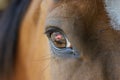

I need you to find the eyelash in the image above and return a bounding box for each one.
[45,27,62,35]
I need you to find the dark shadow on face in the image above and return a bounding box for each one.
[45,0,120,80]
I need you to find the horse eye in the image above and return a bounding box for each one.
[50,32,67,48]
[50,32,72,49]
[45,28,80,58]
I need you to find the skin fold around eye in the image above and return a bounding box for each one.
[45,27,80,58]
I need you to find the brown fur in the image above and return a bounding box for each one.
[14,0,120,80]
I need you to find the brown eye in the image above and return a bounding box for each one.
[45,28,80,58]
[45,27,72,49]
[50,32,67,48]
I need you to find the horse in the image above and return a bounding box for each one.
[1,0,120,80]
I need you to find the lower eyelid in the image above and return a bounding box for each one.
[50,44,80,58]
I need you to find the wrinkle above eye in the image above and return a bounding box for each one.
[45,17,75,30]
[45,18,63,28]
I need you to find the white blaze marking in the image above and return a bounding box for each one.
[105,0,120,30]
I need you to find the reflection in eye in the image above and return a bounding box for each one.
[51,32,66,48]
[45,27,72,49]
[50,31,72,49]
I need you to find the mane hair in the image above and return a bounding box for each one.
[0,0,31,79]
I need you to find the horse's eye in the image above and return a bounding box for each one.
[45,27,72,49]
[50,31,72,49]
[50,32,67,48]
[45,27,80,58]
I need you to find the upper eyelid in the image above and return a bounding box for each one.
[45,26,63,34]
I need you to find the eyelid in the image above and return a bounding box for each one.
[45,26,63,35]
